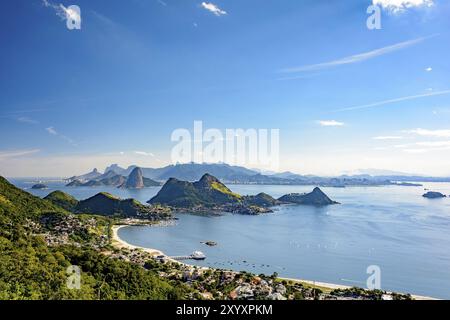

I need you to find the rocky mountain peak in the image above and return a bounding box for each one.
[125,167,145,189]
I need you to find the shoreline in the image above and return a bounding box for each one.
[111,224,438,300]
[112,225,165,256]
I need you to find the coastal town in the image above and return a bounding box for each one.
[108,224,415,301]
[27,206,413,301]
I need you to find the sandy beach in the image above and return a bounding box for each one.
[112,225,165,256]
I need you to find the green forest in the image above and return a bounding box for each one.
[0,177,191,300]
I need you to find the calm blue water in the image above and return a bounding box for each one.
[11,178,450,299]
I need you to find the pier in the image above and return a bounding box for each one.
[170,251,206,261]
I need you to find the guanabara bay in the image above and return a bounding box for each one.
[1,0,450,310]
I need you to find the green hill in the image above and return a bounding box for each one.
[76,192,170,219]
[0,177,65,221]
[278,187,339,206]
[0,176,189,299]
[148,174,242,208]
[44,191,79,211]
[243,193,280,207]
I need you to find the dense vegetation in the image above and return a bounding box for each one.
[149,174,245,208]
[0,176,190,300]
[44,190,79,211]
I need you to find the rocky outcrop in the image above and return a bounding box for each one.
[278,187,339,206]
[119,167,161,189]
[124,167,145,189]
[423,191,446,199]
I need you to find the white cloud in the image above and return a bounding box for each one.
[201,2,227,16]
[337,89,450,112]
[391,138,450,154]
[0,149,40,160]
[42,0,81,26]
[318,120,345,127]
[373,0,434,13]
[416,141,450,147]
[46,127,57,135]
[280,36,431,73]
[17,117,38,124]
[373,136,404,140]
[402,148,428,154]
[0,152,167,177]
[426,67,433,72]
[134,151,155,157]
[406,128,450,138]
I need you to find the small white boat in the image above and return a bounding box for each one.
[191,251,206,260]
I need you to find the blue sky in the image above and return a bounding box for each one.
[1,0,450,177]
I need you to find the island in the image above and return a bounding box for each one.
[31,183,48,190]
[423,191,447,199]
[148,174,339,214]
[118,167,161,189]
[278,187,340,206]
[147,173,272,215]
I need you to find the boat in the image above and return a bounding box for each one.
[191,251,206,260]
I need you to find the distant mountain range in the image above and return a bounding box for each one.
[104,163,257,182]
[66,167,160,188]
[67,163,450,187]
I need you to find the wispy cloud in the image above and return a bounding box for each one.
[416,141,450,147]
[0,149,40,160]
[373,0,434,13]
[336,89,450,112]
[373,136,404,140]
[426,67,433,72]
[402,140,450,154]
[405,128,450,138]
[317,120,345,127]
[46,127,77,146]
[157,0,167,6]
[280,36,433,74]
[201,2,227,16]
[46,127,57,135]
[134,151,162,162]
[134,151,155,157]
[276,73,322,81]
[17,117,39,124]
